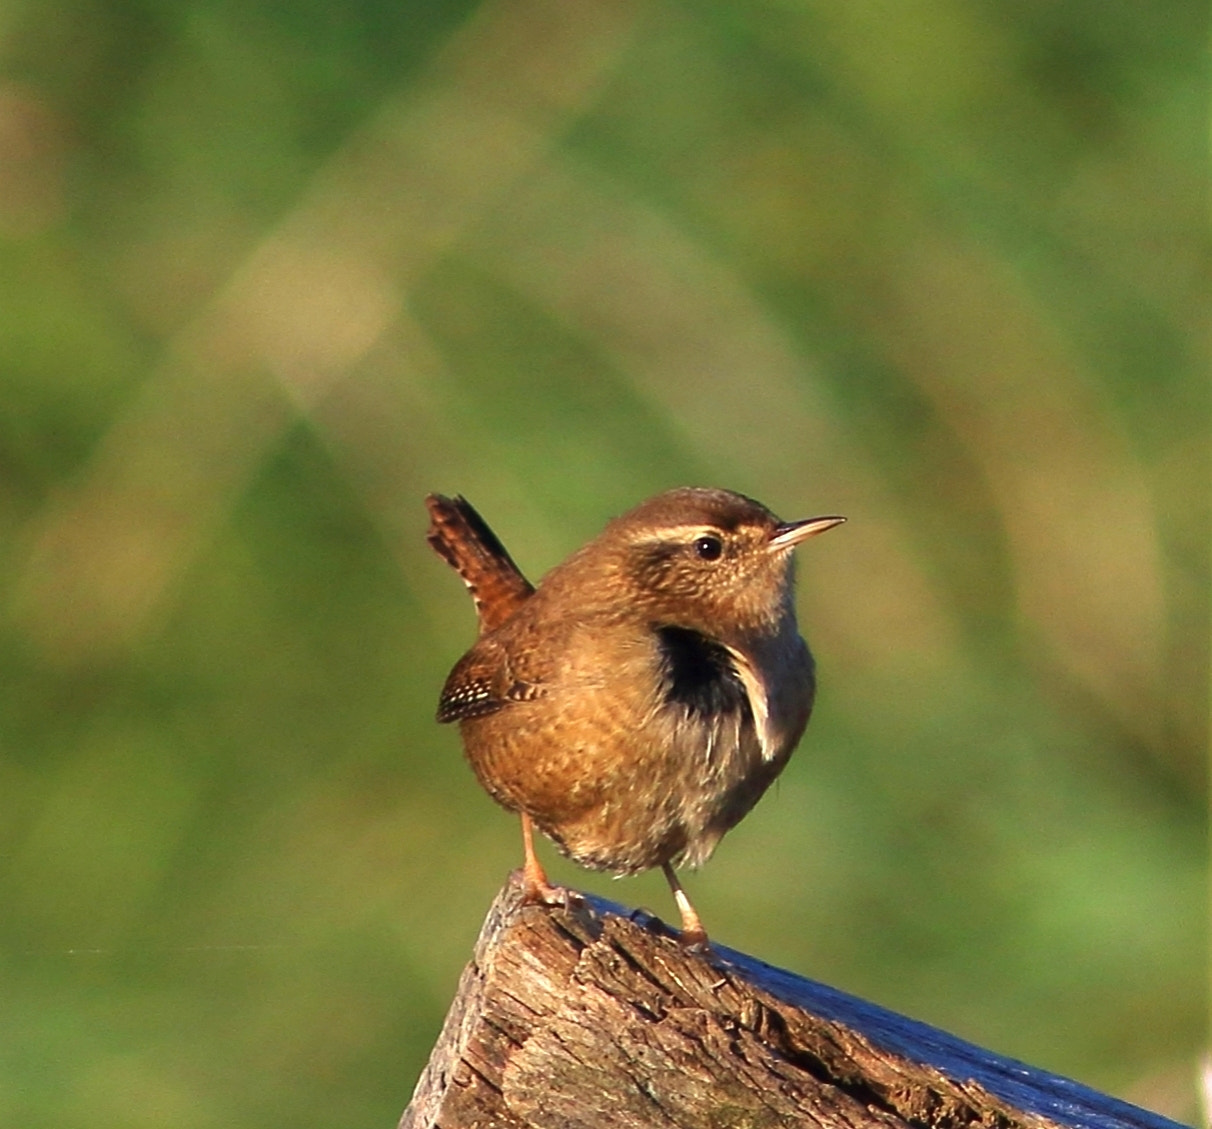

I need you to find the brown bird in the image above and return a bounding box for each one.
[426,487,843,946]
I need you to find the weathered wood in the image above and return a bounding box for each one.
[401,874,1188,1129]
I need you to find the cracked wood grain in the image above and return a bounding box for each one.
[400,875,1188,1129]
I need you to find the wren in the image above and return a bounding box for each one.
[426,487,843,947]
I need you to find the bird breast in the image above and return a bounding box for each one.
[647,623,812,868]
[456,615,812,874]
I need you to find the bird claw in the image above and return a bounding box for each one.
[524,880,569,908]
[676,927,711,954]
[515,867,570,908]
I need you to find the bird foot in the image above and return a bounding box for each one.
[515,868,570,908]
[676,926,710,953]
[660,861,711,953]
[628,905,711,952]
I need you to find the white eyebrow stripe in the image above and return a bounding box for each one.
[629,525,725,544]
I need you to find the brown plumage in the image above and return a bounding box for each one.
[427,487,843,946]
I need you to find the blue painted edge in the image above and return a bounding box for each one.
[581,891,1190,1129]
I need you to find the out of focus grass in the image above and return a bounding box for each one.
[0,1,1205,1126]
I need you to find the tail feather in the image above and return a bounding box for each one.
[425,494,534,632]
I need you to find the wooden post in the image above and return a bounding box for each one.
[402,873,1188,1129]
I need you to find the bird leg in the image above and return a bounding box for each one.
[520,812,562,905]
[662,861,708,949]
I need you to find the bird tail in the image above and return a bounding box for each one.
[425,494,534,632]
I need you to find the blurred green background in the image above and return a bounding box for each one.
[0,0,1206,1125]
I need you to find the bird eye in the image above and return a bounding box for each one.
[693,535,723,561]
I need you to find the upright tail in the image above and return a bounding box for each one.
[425,494,535,633]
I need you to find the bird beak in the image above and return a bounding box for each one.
[769,515,846,550]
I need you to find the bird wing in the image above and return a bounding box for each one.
[436,641,546,723]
